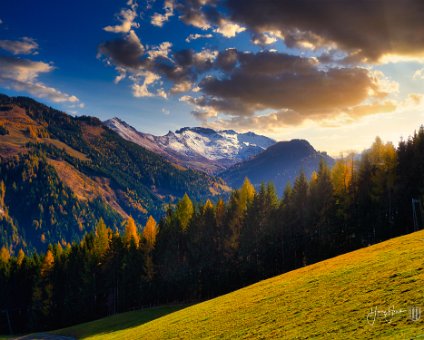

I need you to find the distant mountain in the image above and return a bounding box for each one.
[0,95,229,251]
[221,139,334,194]
[105,118,276,174]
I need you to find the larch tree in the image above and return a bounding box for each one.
[239,177,255,211]
[0,180,5,209]
[176,193,194,231]
[143,215,158,251]
[0,246,10,263]
[94,218,110,256]
[124,216,140,247]
[41,249,54,277]
[32,248,55,326]
[142,215,158,281]
[17,248,25,266]
[202,199,214,214]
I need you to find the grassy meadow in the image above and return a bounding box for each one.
[52,230,424,339]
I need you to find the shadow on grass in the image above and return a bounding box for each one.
[53,305,186,339]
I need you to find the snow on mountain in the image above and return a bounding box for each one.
[104,118,276,174]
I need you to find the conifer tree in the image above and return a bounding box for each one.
[41,249,54,276]
[0,180,5,208]
[17,248,25,266]
[0,246,10,263]
[143,215,158,251]
[32,249,55,327]
[239,177,255,210]
[94,218,110,256]
[176,193,194,231]
[124,216,139,247]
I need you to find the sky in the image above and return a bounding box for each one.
[1,0,424,156]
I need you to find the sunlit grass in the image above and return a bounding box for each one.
[58,230,424,339]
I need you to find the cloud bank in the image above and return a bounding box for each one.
[99,0,423,132]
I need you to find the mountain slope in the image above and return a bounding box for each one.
[54,229,424,339]
[0,95,228,251]
[221,139,334,193]
[105,118,275,174]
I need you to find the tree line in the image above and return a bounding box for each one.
[1,126,424,334]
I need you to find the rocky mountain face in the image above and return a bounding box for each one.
[105,118,335,195]
[105,118,276,174]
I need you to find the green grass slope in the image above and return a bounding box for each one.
[56,230,424,339]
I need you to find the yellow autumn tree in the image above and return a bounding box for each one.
[215,198,225,225]
[310,171,318,184]
[0,246,10,263]
[143,215,158,251]
[143,216,158,280]
[124,216,140,247]
[239,177,255,211]
[331,155,353,195]
[17,249,25,266]
[176,193,194,231]
[94,218,111,255]
[55,242,63,257]
[202,199,214,214]
[41,250,54,277]
[0,180,5,208]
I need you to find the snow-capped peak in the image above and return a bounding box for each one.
[104,119,276,174]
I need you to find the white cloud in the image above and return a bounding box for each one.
[185,33,213,43]
[151,0,174,27]
[400,93,424,109]
[0,37,39,55]
[171,80,193,93]
[147,41,172,59]
[214,18,245,38]
[0,57,52,82]
[131,71,167,98]
[183,13,210,30]
[0,56,81,104]
[194,49,218,63]
[156,88,168,98]
[114,67,127,84]
[104,1,139,34]
[413,68,424,80]
[252,33,278,46]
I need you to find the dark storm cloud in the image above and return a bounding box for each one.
[99,33,392,123]
[98,31,145,69]
[224,0,424,61]
[98,29,218,94]
[195,50,385,119]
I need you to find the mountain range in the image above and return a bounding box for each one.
[0,94,333,251]
[105,117,276,174]
[105,117,334,195]
[0,95,228,251]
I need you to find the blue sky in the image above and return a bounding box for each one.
[0,0,200,133]
[1,0,424,155]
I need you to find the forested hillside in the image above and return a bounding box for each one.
[2,125,424,334]
[0,94,228,251]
